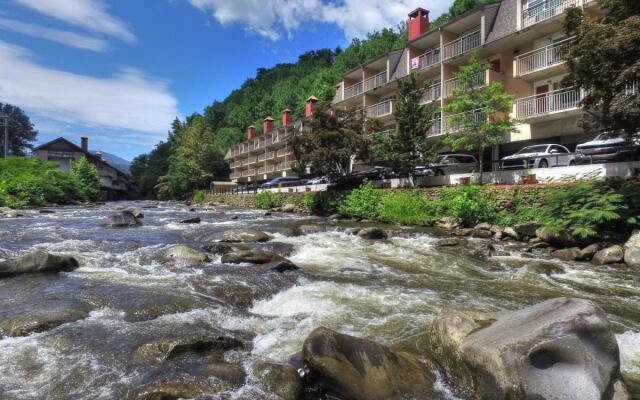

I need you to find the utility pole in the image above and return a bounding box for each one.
[0,114,7,158]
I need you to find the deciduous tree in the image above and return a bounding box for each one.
[0,103,38,156]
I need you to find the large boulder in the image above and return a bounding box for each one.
[135,333,243,361]
[252,362,304,400]
[428,297,627,400]
[624,232,640,268]
[551,247,582,261]
[0,250,79,278]
[436,217,462,230]
[103,210,142,228]
[302,327,434,400]
[357,227,388,240]
[282,203,296,213]
[161,245,209,267]
[592,245,625,265]
[536,227,590,248]
[220,229,270,243]
[514,222,539,238]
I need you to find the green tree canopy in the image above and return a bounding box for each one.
[70,156,102,201]
[0,103,38,156]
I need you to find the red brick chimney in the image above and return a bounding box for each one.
[80,136,88,153]
[408,8,430,41]
[263,116,275,134]
[282,109,293,127]
[247,125,256,140]
[305,96,318,118]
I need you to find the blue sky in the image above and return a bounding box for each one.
[0,0,452,161]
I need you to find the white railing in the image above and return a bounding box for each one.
[427,115,443,137]
[364,71,388,92]
[258,151,274,162]
[443,30,481,60]
[365,100,394,119]
[258,165,275,174]
[242,169,256,177]
[414,48,441,70]
[277,161,297,171]
[522,0,583,28]
[421,82,442,104]
[515,37,574,76]
[276,147,293,157]
[230,171,242,179]
[344,81,364,100]
[443,71,486,98]
[445,109,488,133]
[516,87,582,119]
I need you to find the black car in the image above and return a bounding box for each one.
[575,132,640,164]
[353,166,392,180]
[260,176,302,189]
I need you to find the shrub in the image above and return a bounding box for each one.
[192,190,207,204]
[434,185,499,227]
[303,191,346,215]
[254,191,283,209]
[339,180,383,219]
[376,190,433,225]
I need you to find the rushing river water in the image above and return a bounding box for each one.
[0,202,639,399]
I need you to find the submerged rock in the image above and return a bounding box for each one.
[220,229,270,243]
[624,232,640,268]
[136,333,244,361]
[297,224,327,234]
[593,245,625,265]
[161,245,209,267]
[0,304,90,337]
[0,250,79,278]
[222,249,299,273]
[103,210,142,228]
[302,327,434,400]
[252,361,304,400]
[357,227,388,240]
[180,217,201,224]
[202,242,234,255]
[437,238,466,247]
[428,297,627,400]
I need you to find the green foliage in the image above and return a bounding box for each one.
[0,156,98,208]
[192,190,207,204]
[434,185,499,227]
[431,0,496,29]
[0,103,38,156]
[376,190,432,225]
[70,156,102,201]
[303,191,346,215]
[339,180,384,219]
[254,191,283,209]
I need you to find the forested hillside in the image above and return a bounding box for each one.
[130,0,492,199]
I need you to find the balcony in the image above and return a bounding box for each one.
[443,30,481,61]
[242,169,256,177]
[625,81,638,95]
[421,82,442,104]
[445,109,488,133]
[276,161,297,171]
[443,70,486,98]
[515,37,574,79]
[258,165,275,174]
[364,71,388,93]
[427,115,443,137]
[344,81,364,100]
[412,48,441,71]
[516,87,582,120]
[257,151,275,162]
[276,147,293,157]
[231,160,242,168]
[522,0,586,29]
[365,99,394,119]
[229,171,241,179]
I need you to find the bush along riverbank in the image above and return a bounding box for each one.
[0,156,103,209]
[207,178,640,268]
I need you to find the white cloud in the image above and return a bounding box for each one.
[0,16,108,52]
[187,0,453,41]
[0,40,179,143]
[12,0,135,43]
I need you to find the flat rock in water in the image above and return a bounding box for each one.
[551,247,582,261]
[220,229,270,243]
[252,362,304,400]
[437,238,466,247]
[103,211,142,228]
[136,333,244,361]
[302,327,434,400]
[180,217,201,224]
[0,250,79,278]
[0,302,91,337]
[357,227,388,240]
[202,242,234,255]
[161,245,209,267]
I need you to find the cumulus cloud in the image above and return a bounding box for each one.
[12,0,136,43]
[0,40,179,142]
[188,0,452,41]
[0,16,108,52]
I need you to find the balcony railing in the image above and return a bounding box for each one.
[515,37,574,77]
[344,81,364,100]
[364,71,388,93]
[231,160,242,168]
[258,165,275,174]
[365,100,394,119]
[242,169,256,177]
[276,147,293,157]
[625,81,639,95]
[522,0,583,28]
[258,151,275,162]
[516,87,582,119]
[443,30,481,61]
[413,48,441,70]
[443,70,486,98]
[421,82,442,104]
[276,161,297,171]
[230,171,241,179]
[427,115,443,137]
[445,109,488,133]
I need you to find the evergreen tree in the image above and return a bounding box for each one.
[0,103,38,156]
[442,53,516,183]
[373,73,441,185]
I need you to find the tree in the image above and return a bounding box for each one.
[0,103,38,156]
[443,53,516,182]
[373,73,441,185]
[292,103,371,176]
[564,1,640,133]
[166,116,228,198]
[70,156,102,201]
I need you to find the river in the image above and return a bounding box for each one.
[0,202,638,399]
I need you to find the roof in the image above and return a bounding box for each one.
[408,7,429,17]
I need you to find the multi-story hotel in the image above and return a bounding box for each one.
[225,97,317,183]
[332,0,604,166]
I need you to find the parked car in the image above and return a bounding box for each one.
[423,154,478,176]
[500,144,574,170]
[575,132,640,164]
[306,175,337,185]
[353,166,393,180]
[260,176,302,189]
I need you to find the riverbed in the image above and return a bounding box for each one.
[0,202,638,399]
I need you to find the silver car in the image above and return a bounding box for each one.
[501,144,575,170]
[426,154,478,176]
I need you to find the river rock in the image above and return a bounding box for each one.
[357,227,388,240]
[0,250,79,277]
[137,374,234,400]
[38,209,55,214]
[502,227,520,240]
[624,232,640,268]
[0,305,90,337]
[437,217,462,230]
[490,225,504,234]
[252,362,304,400]
[428,297,626,400]
[302,327,434,400]
[222,249,299,273]
[472,229,494,239]
[593,245,625,265]
[136,333,243,360]
[103,210,142,228]
[161,245,209,267]
[474,222,492,231]
[127,208,144,219]
[202,242,234,255]
[282,203,296,213]
[220,229,270,243]
[536,227,590,248]
[455,228,474,237]
[514,222,539,238]
[180,217,201,224]
[551,247,582,261]
[579,243,603,261]
[437,238,466,247]
[298,224,327,234]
